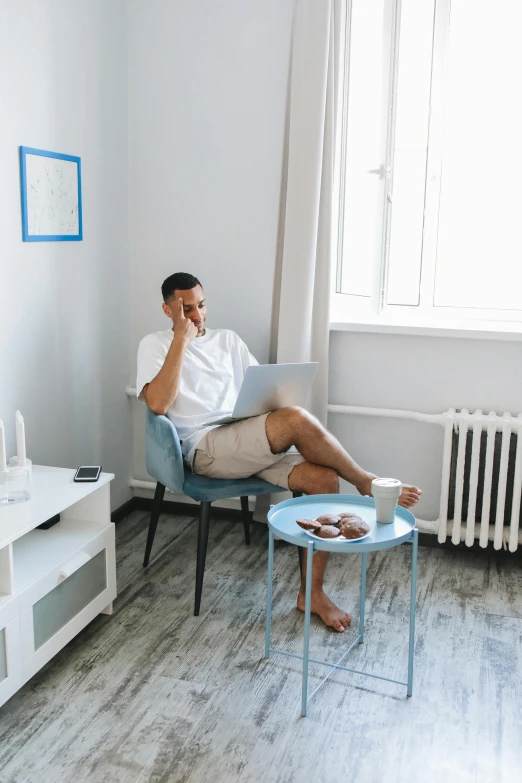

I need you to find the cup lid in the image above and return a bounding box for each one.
[372,477,402,495]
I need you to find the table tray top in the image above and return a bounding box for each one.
[267,494,416,552]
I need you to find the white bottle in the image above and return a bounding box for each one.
[372,478,402,524]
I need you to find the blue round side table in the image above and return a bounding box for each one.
[266,494,418,717]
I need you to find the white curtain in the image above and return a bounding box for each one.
[254,0,344,521]
[272,0,343,425]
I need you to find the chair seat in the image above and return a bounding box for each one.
[182,468,285,503]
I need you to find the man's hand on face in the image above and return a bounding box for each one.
[173,298,198,345]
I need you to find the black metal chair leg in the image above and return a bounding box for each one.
[194,501,211,616]
[240,496,251,545]
[143,482,166,567]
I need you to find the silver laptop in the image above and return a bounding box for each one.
[205,362,318,426]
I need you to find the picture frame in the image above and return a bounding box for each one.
[19,146,83,242]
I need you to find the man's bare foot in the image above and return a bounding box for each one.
[397,484,422,508]
[297,589,352,633]
[356,473,422,509]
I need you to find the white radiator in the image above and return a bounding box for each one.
[329,405,522,552]
[438,409,522,552]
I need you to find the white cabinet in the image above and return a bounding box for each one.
[0,467,116,708]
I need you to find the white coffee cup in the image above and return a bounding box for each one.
[372,478,402,524]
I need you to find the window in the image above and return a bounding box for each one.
[334,0,522,328]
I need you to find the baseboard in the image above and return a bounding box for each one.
[111,495,249,523]
[111,497,137,523]
[416,532,522,559]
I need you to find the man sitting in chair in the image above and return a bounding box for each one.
[137,272,422,633]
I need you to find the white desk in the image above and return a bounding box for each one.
[0,466,116,708]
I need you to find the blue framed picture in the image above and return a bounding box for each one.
[19,146,83,242]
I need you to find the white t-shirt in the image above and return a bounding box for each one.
[136,328,258,465]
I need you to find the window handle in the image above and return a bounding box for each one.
[366,165,385,178]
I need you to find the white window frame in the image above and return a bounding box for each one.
[332,0,522,336]
[333,0,396,320]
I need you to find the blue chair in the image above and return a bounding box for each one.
[143,409,290,616]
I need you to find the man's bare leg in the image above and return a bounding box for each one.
[273,411,423,632]
[288,461,351,633]
[266,407,422,508]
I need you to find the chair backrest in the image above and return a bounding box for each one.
[145,409,186,494]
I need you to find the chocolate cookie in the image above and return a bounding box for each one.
[338,512,362,521]
[339,519,370,539]
[316,513,341,526]
[316,524,341,539]
[296,519,322,531]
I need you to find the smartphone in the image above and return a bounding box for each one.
[74,466,102,482]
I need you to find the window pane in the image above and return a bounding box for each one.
[434,0,522,311]
[386,0,434,306]
[339,0,388,297]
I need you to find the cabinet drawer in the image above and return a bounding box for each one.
[20,525,116,680]
[0,605,23,709]
[33,549,107,650]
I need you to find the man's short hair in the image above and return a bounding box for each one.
[161,272,202,302]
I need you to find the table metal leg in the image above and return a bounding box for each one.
[407,528,419,697]
[301,540,314,717]
[265,528,275,659]
[359,551,367,643]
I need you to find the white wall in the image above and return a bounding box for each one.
[127,0,294,363]
[0,0,132,508]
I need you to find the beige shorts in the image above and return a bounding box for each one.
[192,413,305,489]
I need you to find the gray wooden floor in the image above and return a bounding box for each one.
[0,508,521,783]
